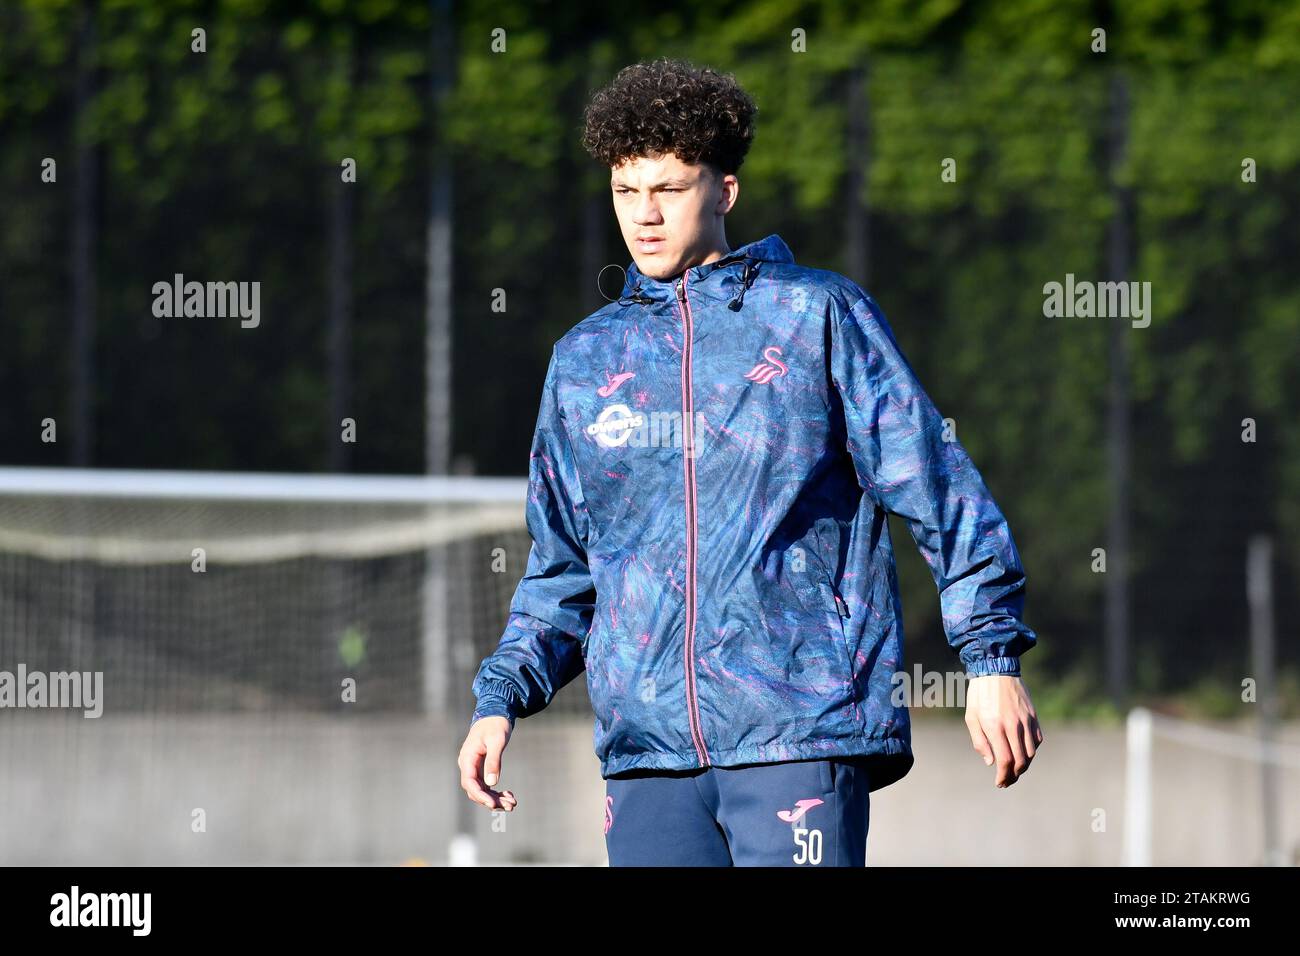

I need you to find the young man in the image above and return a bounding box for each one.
[459,58,1043,866]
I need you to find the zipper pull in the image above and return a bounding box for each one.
[834,594,850,619]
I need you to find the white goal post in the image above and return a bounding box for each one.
[1123,706,1300,867]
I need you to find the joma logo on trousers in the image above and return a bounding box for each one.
[776,797,824,823]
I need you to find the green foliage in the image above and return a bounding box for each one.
[1,0,1297,709]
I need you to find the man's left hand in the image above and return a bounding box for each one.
[964,674,1043,788]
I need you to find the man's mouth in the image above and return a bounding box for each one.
[636,237,665,252]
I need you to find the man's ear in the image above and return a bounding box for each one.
[718,172,739,214]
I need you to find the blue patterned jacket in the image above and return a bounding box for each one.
[470,234,1036,791]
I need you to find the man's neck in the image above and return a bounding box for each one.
[667,239,731,280]
[697,240,732,267]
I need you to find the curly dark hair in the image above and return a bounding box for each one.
[581,57,757,176]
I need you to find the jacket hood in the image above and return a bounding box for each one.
[618,233,795,311]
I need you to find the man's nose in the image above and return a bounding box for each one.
[634,195,662,223]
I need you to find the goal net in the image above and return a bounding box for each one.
[0,467,600,865]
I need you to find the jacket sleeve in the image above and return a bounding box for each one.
[470,346,595,724]
[828,288,1037,677]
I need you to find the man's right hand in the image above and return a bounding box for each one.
[459,716,518,811]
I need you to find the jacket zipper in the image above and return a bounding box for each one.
[676,273,710,767]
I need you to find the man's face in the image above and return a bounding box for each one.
[611,152,737,281]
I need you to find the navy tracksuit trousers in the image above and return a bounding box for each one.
[603,755,871,866]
